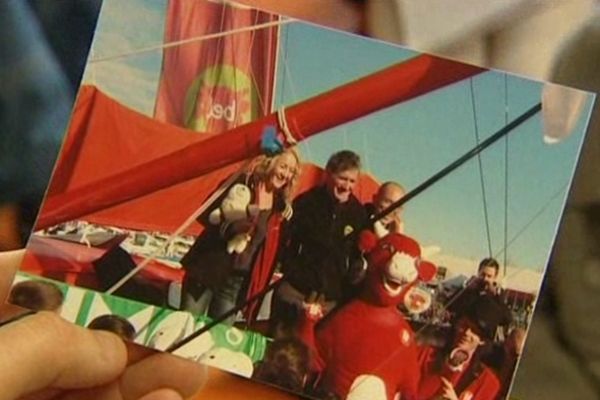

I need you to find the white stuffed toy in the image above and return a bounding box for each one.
[208,183,258,254]
[372,220,389,239]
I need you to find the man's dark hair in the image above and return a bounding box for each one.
[478,257,499,275]
[253,337,310,392]
[325,150,361,174]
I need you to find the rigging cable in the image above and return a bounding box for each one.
[469,77,493,258]
[496,182,569,275]
[88,19,293,64]
[503,73,510,276]
[246,10,268,117]
[205,5,227,132]
[280,24,314,160]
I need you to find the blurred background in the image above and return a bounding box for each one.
[1,0,599,398]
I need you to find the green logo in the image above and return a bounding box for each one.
[184,64,258,132]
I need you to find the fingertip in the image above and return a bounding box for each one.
[126,340,156,364]
[121,352,207,399]
[91,329,129,371]
[150,353,208,397]
[0,249,24,299]
[138,388,183,400]
[0,311,129,398]
[51,320,129,388]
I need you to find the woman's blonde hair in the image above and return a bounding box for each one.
[247,147,301,202]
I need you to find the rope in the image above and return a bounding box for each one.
[89,19,293,64]
[245,11,267,116]
[470,78,493,258]
[495,182,569,272]
[280,26,314,160]
[503,74,510,276]
[269,15,283,113]
[277,107,298,145]
[208,4,227,129]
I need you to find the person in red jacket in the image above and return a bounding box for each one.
[298,231,436,400]
[417,296,504,400]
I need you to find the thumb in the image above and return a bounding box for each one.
[0,250,24,300]
[0,312,127,400]
[137,389,183,400]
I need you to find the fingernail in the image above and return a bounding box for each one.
[0,310,36,328]
[138,388,183,400]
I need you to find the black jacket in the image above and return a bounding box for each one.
[281,185,368,302]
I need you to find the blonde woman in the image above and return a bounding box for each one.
[180,148,301,325]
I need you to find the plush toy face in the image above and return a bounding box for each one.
[360,231,436,307]
[369,247,420,307]
[223,184,251,214]
[209,183,252,225]
[381,251,419,296]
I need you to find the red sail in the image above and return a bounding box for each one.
[154,0,279,132]
[40,87,380,235]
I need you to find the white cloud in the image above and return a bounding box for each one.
[92,0,167,59]
[83,59,161,116]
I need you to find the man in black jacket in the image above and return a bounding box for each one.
[446,258,512,336]
[272,150,369,332]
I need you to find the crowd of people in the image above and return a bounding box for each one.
[176,146,522,399]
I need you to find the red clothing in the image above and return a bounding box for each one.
[417,346,500,400]
[300,299,420,400]
[296,232,436,400]
[244,212,283,321]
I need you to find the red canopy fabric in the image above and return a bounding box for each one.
[38,55,484,230]
[40,86,379,236]
[43,86,241,235]
[26,87,380,286]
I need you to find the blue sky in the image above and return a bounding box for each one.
[273,23,592,271]
[83,0,167,114]
[82,0,593,272]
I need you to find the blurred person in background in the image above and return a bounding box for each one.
[446,258,512,337]
[0,0,100,251]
